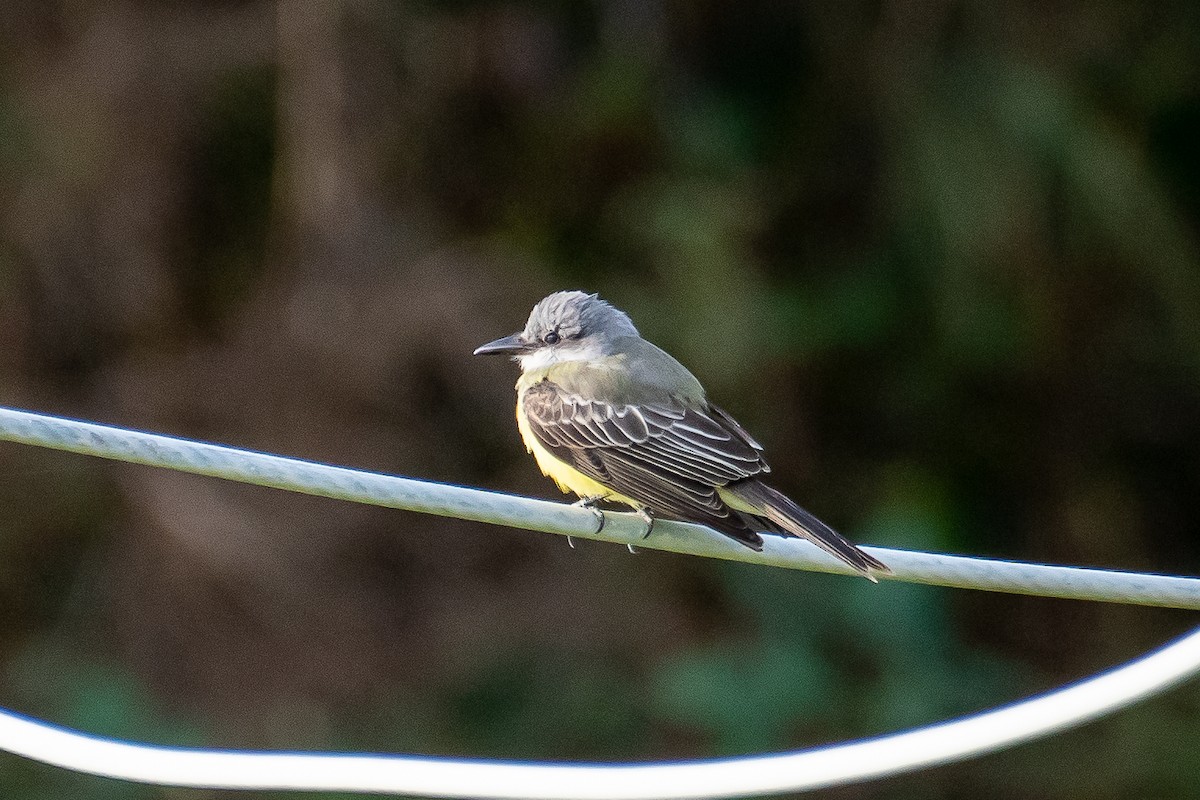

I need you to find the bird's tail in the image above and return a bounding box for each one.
[721,480,889,581]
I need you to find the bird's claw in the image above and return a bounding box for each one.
[636,508,655,539]
[572,496,606,535]
[622,508,654,554]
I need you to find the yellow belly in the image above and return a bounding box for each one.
[515,395,639,507]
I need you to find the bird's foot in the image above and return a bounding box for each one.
[636,508,655,539]
[572,496,606,535]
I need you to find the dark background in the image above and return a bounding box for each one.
[1,2,1199,798]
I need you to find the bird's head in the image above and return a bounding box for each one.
[473,290,639,371]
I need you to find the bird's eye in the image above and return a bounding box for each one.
[544,331,560,345]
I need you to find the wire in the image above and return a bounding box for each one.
[0,404,1198,796]
[0,624,1195,798]
[1,405,1198,608]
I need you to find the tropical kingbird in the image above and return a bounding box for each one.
[474,290,887,580]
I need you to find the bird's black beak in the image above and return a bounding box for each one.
[473,333,528,356]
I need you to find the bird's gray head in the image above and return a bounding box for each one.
[473,290,640,371]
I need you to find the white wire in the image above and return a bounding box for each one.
[0,404,1198,796]
[0,405,1197,607]
[0,625,1195,798]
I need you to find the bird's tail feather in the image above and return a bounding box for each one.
[723,480,889,581]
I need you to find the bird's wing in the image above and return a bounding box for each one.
[521,379,770,529]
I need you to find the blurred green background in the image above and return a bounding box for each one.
[1,1,1199,798]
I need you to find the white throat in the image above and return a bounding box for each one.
[518,342,605,372]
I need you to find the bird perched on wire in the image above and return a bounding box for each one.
[474,290,888,581]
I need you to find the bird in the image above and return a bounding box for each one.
[474,290,888,580]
